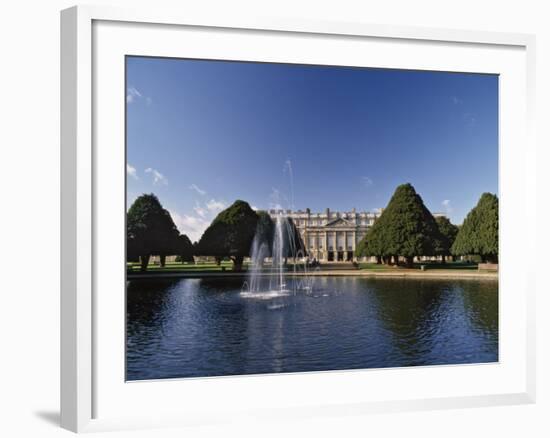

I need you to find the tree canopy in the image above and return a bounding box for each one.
[355,223,384,261]
[127,193,181,271]
[355,183,442,265]
[451,193,498,263]
[196,200,258,271]
[175,234,195,263]
[434,216,459,259]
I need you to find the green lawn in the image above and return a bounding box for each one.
[128,261,320,274]
[358,261,478,271]
[128,260,480,274]
[127,261,240,273]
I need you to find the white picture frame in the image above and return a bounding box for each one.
[60,4,536,433]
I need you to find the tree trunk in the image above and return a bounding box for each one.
[405,256,414,268]
[376,255,382,264]
[441,255,446,264]
[140,254,150,272]
[393,255,399,266]
[214,256,222,266]
[160,255,166,267]
[231,256,244,272]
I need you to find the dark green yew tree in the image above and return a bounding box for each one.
[196,200,258,271]
[355,225,384,264]
[175,234,195,264]
[452,193,498,263]
[127,193,180,271]
[358,183,442,266]
[434,216,459,262]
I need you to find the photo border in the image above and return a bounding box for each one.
[61,5,536,433]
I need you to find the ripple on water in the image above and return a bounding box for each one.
[126,276,498,380]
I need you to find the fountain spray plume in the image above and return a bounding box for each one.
[241,160,315,298]
[283,159,295,211]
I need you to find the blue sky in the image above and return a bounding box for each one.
[126,56,498,242]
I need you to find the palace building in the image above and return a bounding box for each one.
[268,208,446,262]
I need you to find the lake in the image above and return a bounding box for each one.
[126,276,498,380]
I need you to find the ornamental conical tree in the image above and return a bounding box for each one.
[355,223,384,264]
[434,216,459,262]
[175,234,195,263]
[365,183,442,266]
[127,193,180,271]
[196,200,258,271]
[451,193,498,263]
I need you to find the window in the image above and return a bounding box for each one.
[336,232,345,248]
[347,233,354,250]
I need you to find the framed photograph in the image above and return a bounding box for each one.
[61,5,536,433]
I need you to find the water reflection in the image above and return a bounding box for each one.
[126,277,498,380]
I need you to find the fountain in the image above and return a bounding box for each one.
[241,212,316,298]
[241,159,318,298]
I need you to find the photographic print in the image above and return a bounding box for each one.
[125,57,498,381]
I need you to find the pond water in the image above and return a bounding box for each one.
[126,276,498,380]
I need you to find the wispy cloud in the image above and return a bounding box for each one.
[193,203,207,218]
[451,96,463,105]
[442,199,453,215]
[361,176,374,188]
[126,86,142,104]
[463,112,476,128]
[170,198,227,242]
[127,86,152,105]
[145,167,168,185]
[169,210,208,243]
[206,199,226,212]
[189,184,206,196]
[126,163,138,180]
